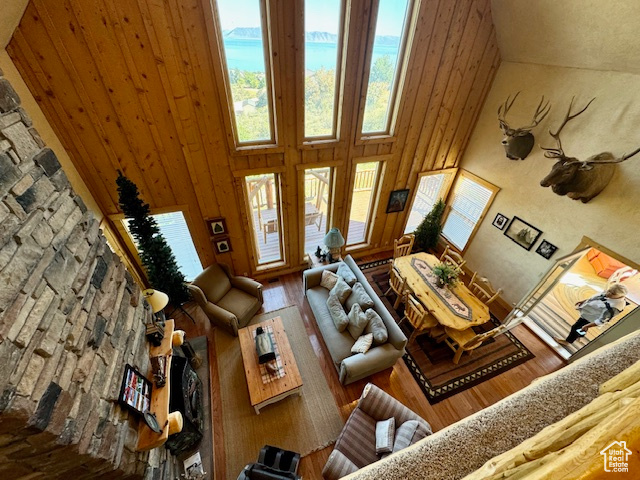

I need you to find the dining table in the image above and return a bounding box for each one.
[393,252,490,331]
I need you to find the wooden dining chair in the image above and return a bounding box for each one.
[384,266,409,309]
[469,272,503,305]
[393,234,415,259]
[440,245,466,272]
[398,294,441,343]
[444,324,508,364]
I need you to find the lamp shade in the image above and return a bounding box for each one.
[143,289,169,313]
[324,228,345,249]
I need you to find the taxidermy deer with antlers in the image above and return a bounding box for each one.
[540,97,640,203]
[498,92,551,160]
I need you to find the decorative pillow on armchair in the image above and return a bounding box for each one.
[375,418,396,455]
[337,263,357,286]
[392,420,430,453]
[344,282,375,311]
[330,278,352,304]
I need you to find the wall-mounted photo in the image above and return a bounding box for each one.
[214,236,232,254]
[492,213,509,230]
[504,216,542,251]
[536,240,558,259]
[386,189,410,213]
[207,217,227,237]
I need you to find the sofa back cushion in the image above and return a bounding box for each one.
[365,309,388,346]
[337,262,357,286]
[347,303,369,339]
[330,278,352,304]
[345,282,375,312]
[192,263,231,303]
[327,293,349,332]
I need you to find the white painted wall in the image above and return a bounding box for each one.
[459,61,640,305]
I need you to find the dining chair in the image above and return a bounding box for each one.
[440,245,466,272]
[469,272,503,305]
[444,324,508,364]
[384,266,409,310]
[398,294,440,343]
[393,234,415,259]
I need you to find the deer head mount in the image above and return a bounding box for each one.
[540,97,640,203]
[498,92,550,160]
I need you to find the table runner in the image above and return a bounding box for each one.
[411,257,472,321]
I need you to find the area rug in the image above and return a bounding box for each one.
[215,306,343,479]
[359,259,535,404]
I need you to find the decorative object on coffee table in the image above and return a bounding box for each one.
[255,326,276,364]
[323,227,345,263]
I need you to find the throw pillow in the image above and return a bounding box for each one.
[351,333,373,354]
[375,418,396,455]
[336,263,357,286]
[392,420,430,453]
[364,309,388,346]
[327,293,349,332]
[330,278,352,304]
[347,303,369,340]
[320,270,339,290]
[344,282,375,311]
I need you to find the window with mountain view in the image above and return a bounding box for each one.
[361,0,413,135]
[215,0,274,144]
[303,0,345,139]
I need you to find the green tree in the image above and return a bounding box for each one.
[116,172,190,306]
[414,199,446,252]
[304,68,337,137]
[370,55,394,84]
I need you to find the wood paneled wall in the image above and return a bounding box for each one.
[8,0,499,279]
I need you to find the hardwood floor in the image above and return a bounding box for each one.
[173,254,566,480]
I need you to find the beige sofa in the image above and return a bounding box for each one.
[303,255,407,385]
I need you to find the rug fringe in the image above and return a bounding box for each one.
[300,438,338,458]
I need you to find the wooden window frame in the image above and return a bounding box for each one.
[402,167,457,234]
[440,169,500,254]
[344,155,387,250]
[355,0,419,143]
[239,171,288,271]
[297,0,349,147]
[206,0,283,154]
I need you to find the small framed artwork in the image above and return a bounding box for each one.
[118,364,152,416]
[214,236,232,254]
[503,216,542,251]
[207,217,227,237]
[492,213,509,230]
[536,240,558,259]
[386,189,410,213]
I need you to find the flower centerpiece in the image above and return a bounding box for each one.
[432,262,461,288]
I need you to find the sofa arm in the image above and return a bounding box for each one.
[303,263,340,291]
[357,383,430,431]
[231,276,263,303]
[202,302,240,336]
[322,449,358,480]
[339,343,403,385]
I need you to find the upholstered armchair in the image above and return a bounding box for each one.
[187,263,263,336]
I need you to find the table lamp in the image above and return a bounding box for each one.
[143,289,169,346]
[324,227,345,263]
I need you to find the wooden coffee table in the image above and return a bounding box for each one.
[238,317,303,414]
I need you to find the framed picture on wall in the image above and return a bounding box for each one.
[214,236,232,254]
[386,189,410,213]
[492,213,509,230]
[536,239,558,259]
[207,217,227,237]
[503,216,542,251]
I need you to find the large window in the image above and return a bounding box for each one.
[244,173,284,265]
[303,167,332,253]
[303,0,346,139]
[404,169,456,234]
[441,171,499,251]
[361,0,413,135]
[215,0,274,144]
[122,211,203,281]
[346,162,382,246]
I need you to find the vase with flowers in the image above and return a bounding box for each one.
[432,262,461,288]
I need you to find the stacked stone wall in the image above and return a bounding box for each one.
[0,69,173,478]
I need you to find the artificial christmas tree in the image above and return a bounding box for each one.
[116,171,190,306]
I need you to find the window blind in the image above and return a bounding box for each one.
[441,176,493,250]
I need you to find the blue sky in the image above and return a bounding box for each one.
[217,0,408,37]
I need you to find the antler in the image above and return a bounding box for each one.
[518,96,551,131]
[542,97,595,160]
[582,147,640,166]
[497,91,520,132]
